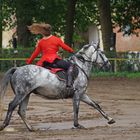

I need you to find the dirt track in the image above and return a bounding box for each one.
[0,78,140,140]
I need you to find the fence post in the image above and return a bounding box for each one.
[14,60,17,67]
[114,59,117,73]
[13,50,18,67]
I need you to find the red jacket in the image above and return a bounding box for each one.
[26,35,74,66]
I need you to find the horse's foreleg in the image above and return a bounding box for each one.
[0,94,25,131]
[18,94,35,131]
[81,94,115,124]
[72,94,85,129]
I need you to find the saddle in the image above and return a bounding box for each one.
[48,65,79,82]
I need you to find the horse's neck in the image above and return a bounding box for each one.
[80,61,93,77]
[70,56,92,77]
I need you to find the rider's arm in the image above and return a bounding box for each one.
[58,38,74,53]
[26,42,41,64]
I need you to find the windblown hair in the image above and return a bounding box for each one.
[28,23,52,36]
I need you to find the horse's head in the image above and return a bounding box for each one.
[77,43,111,71]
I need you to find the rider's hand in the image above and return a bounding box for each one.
[71,52,75,55]
[26,58,31,64]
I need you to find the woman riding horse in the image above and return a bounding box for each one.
[0,40,115,131]
[26,23,75,88]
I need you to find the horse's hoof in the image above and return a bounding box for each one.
[28,127,39,132]
[108,118,115,124]
[72,124,86,129]
[0,125,4,131]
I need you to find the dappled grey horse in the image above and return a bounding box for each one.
[0,42,115,131]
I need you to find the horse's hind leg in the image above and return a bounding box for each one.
[18,94,35,131]
[0,94,25,131]
[81,94,115,124]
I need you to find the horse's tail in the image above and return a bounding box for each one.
[0,67,17,120]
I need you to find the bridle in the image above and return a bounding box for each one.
[71,45,109,79]
[76,46,109,68]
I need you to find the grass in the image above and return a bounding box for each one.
[1,71,140,79]
[91,72,140,79]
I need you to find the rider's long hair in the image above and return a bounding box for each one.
[28,23,52,36]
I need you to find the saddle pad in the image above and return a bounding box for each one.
[55,70,67,81]
[50,65,79,82]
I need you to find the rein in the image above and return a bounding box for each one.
[77,47,108,69]
[71,46,108,79]
[77,48,99,64]
[74,62,89,80]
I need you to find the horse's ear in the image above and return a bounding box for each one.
[96,41,100,48]
[91,40,100,49]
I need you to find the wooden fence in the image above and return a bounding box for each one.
[0,58,140,72]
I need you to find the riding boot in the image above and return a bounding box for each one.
[66,65,74,88]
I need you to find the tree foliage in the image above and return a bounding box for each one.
[0,0,2,47]
[111,0,140,36]
[97,0,113,53]
[1,0,140,48]
[75,0,99,31]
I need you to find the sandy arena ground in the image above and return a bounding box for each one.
[0,77,140,140]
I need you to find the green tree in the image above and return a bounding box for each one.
[65,0,77,47]
[15,0,33,47]
[2,0,99,48]
[75,0,98,31]
[2,0,39,48]
[97,0,114,53]
[2,0,139,49]
[111,0,140,36]
[0,0,2,48]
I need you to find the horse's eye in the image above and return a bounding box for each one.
[79,51,84,55]
[101,51,104,54]
[83,45,90,50]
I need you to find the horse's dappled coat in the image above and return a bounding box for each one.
[0,43,115,131]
